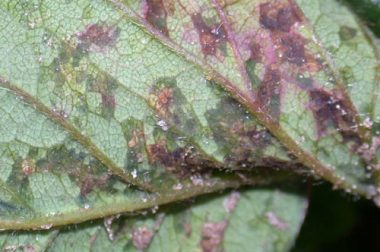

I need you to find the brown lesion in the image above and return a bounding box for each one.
[206,97,295,169]
[68,163,111,197]
[21,158,36,176]
[309,88,359,141]
[143,0,169,35]
[79,172,111,197]
[128,129,145,149]
[244,1,307,122]
[148,78,201,137]
[148,78,179,120]
[256,2,364,149]
[131,214,164,250]
[16,146,114,198]
[147,140,215,177]
[279,34,307,66]
[256,1,317,69]
[241,0,324,80]
[200,221,228,252]
[257,66,281,120]
[191,13,226,57]
[87,73,117,117]
[122,120,150,172]
[101,93,116,111]
[259,1,302,33]
[248,41,263,62]
[149,86,173,117]
[77,23,119,50]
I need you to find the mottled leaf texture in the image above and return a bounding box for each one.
[0,189,307,252]
[0,0,379,250]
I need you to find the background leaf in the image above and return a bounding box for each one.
[0,188,307,252]
[344,0,380,37]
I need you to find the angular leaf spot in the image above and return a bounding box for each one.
[259,1,301,32]
[200,221,228,252]
[77,24,119,49]
[191,13,226,57]
[309,89,357,139]
[132,226,154,250]
[143,0,169,35]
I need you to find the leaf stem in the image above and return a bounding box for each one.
[0,172,289,230]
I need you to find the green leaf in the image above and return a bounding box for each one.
[344,0,380,37]
[0,188,307,252]
[0,0,379,249]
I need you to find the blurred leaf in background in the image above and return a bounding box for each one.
[344,0,380,36]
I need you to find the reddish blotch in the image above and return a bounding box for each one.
[200,221,228,252]
[259,1,301,32]
[77,24,118,48]
[143,0,169,35]
[191,13,226,57]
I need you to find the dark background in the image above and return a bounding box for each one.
[291,184,380,252]
[293,1,380,251]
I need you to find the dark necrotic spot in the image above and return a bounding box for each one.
[144,0,169,35]
[78,24,119,48]
[309,89,358,140]
[259,2,301,32]
[80,174,110,197]
[280,34,306,65]
[150,77,200,135]
[101,93,116,110]
[205,97,287,169]
[101,95,116,121]
[148,141,174,168]
[258,67,281,119]
[249,41,262,62]
[147,141,213,177]
[191,13,226,57]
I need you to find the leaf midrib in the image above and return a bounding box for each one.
[0,173,265,230]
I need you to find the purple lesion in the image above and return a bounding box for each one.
[279,34,307,66]
[101,93,116,111]
[147,140,214,177]
[252,1,335,126]
[308,89,358,140]
[257,1,309,67]
[257,67,282,120]
[248,41,263,62]
[191,13,226,57]
[143,0,169,35]
[259,1,302,33]
[77,23,119,49]
[86,73,117,118]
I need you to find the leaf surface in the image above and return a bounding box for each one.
[0,188,307,252]
[117,0,380,196]
[0,0,379,244]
